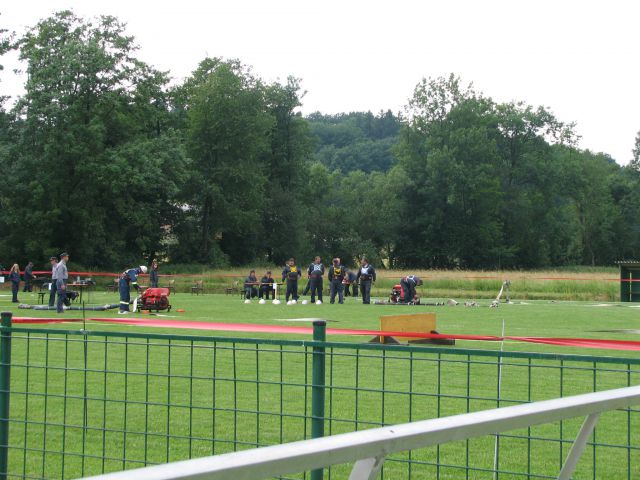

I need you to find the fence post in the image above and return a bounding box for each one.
[0,312,12,480]
[311,320,327,480]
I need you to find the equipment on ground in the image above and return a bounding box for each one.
[19,303,120,311]
[389,284,419,304]
[490,280,511,308]
[136,287,171,312]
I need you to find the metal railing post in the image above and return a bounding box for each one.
[0,312,12,480]
[311,320,327,480]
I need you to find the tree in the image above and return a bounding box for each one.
[395,74,588,268]
[1,11,183,266]
[632,130,640,171]
[307,111,402,173]
[174,58,272,265]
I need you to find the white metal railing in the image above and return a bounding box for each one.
[85,385,640,480]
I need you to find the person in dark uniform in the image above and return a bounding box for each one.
[48,256,59,307]
[150,260,159,288]
[307,256,325,303]
[344,269,358,298]
[23,261,35,292]
[356,257,376,304]
[282,258,302,302]
[244,270,259,299]
[400,275,423,304]
[328,258,346,304]
[118,265,148,313]
[259,271,275,300]
[56,253,69,313]
[9,264,20,303]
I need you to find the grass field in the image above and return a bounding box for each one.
[0,286,639,479]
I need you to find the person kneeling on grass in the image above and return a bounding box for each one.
[400,275,423,304]
[119,265,148,314]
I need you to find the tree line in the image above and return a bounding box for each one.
[0,11,639,270]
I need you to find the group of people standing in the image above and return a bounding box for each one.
[244,257,377,305]
[4,255,160,315]
[5,255,69,311]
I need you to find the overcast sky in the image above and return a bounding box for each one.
[1,0,638,164]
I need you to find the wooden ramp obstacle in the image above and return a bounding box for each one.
[371,313,455,345]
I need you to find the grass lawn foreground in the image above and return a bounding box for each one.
[0,287,639,479]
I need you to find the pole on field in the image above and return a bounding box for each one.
[311,320,327,480]
[0,312,12,480]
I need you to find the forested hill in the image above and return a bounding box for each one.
[306,111,401,172]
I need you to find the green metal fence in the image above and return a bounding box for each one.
[0,313,639,479]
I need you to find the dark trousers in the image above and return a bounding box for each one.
[11,282,19,303]
[345,283,359,297]
[285,280,298,302]
[260,286,275,300]
[330,280,344,304]
[244,286,258,299]
[119,278,131,312]
[360,281,372,304]
[401,280,415,304]
[309,277,323,303]
[56,279,67,312]
[23,279,33,292]
[48,281,58,307]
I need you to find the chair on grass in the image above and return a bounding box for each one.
[167,279,176,294]
[191,280,204,295]
[106,278,118,292]
[225,280,239,295]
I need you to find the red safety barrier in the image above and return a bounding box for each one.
[82,318,640,352]
[12,317,85,324]
[10,317,640,352]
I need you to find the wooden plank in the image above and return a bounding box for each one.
[380,313,436,343]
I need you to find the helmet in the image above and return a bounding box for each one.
[139,265,148,274]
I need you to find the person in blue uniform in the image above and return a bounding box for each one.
[259,271,276,300]
[307,256,325,304]
[150,260,159,288]
[48,256,59,307]
[356,257,377,304]
[282,258,302,302]
[119,265,148,313]
[56,253,69,313]
[9,264,20,303]
[344,269,358,298]
[244,270,259,299]
[328,258,346,304]
[400,275,423,304]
